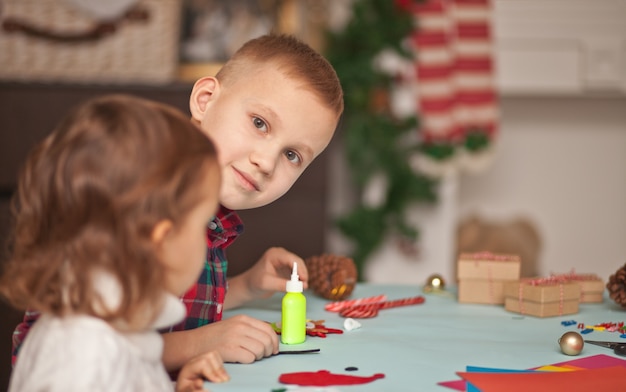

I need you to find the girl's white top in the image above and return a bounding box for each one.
[9,273,186,392]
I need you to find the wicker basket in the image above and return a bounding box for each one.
[0,0,182,84]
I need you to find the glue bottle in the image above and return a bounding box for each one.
[281,262,306,344]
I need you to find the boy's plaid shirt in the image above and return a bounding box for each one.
[168,206,243,332]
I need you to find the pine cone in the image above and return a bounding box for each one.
[305,254,357,300]
[606,263,626,308]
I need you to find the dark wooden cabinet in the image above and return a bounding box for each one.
[0,81,330,389]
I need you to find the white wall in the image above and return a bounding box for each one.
[458,96,626,282]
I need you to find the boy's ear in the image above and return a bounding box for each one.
[189,76,220,123]
[151,219,173,246]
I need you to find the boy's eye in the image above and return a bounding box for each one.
[252,116,268,132]
[285,150,301,165]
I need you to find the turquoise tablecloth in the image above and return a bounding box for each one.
[206,283,624,391]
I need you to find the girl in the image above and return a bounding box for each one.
[0,94,228,391]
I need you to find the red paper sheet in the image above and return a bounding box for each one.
[457,365,626,392]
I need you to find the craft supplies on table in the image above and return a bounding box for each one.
[324,294,425,318]
[202,283,621,392]
[584,340,626,356]
[337,295,425,319]
[457,251,521,304]
[281,262,306,344]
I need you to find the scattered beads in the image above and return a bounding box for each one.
[564,321,626,337]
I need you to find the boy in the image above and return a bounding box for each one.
[161,33,343,371]
[12,34,344,372]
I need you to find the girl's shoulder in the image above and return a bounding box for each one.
[11,314,171,391]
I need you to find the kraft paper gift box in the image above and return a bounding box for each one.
[550,272,604,303]
[457,252,521,304]
[503,278,581,318]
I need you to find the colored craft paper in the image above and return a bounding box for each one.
[437,379,468,391]
[437,380,466,392]
[438,354,626,391]
[547,354,626,369]
[464,367,535,392]
[457,365,626,392]
[438,367,534,391]
[533,365,576,372]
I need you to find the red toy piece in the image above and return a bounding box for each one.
[279,370,385,386]
[306,320,343,338]
[270,320,343,338]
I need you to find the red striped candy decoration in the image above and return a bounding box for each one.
[324,294,387,313]
[339,296,426,319]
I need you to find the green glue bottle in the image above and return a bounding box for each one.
[281,262,306,344]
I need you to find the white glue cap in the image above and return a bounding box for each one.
[286,262,303,293]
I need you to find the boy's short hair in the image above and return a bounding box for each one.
[0,94,218,329]
[216,33,344,118]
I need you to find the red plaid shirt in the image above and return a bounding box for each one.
[167,205,243,331]
[11,205,243,364]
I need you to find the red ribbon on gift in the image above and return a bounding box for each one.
[459,251,520,262]
[550,269,600,282]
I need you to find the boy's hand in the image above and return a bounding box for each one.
[206,314,279,363]
[248,246,309,294]
[226,247,309,309]
[176,351,229,392]
[162,314,279,370]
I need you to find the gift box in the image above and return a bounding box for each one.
[503,278,581,318]
[457,252,521,304]
[0,0,181,84]
[550,272,604,303]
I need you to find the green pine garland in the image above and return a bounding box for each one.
[324,0,438,280]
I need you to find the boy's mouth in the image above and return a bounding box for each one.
[232,167,260,192]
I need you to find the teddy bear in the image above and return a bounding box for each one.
[455,214,542,279]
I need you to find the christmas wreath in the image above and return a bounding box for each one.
[324,0,438,280]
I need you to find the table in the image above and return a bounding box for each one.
[207,283,624,391]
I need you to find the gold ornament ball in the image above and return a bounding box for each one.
[424,274,446,292]
[558,331,584,356]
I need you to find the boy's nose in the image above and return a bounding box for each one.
[249,149,277,176]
